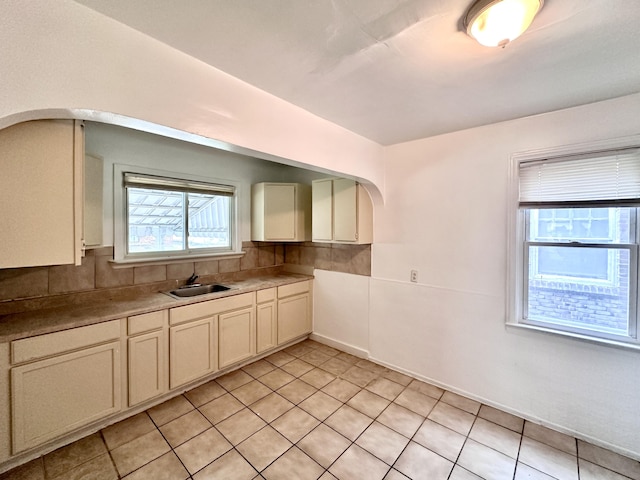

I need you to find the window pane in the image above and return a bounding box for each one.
[537,246,608,280]
[527,246,630,335]
[528,207,631,243]
[187,193,230,249]
[127,188,184,253]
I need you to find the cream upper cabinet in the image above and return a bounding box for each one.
[0,120,84,268]
[311,178,373,244]
[311,179,333,242]
[251,182,311,241]
[84,153,103,248]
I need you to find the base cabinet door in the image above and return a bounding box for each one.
[11,342,121,453]
[256,302,277,354]
[219,307,255,369]
[277,293,311,345]
[170,318,217,389]
[128,331,166,406]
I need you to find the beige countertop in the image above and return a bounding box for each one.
[0,274,312,343]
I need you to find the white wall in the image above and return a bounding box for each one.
[84,122,327,245]
[371,93,640,459]
[312,270,370,357]
[3,0,640,461]
[0,0,383,193]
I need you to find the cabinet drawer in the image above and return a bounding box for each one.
[11,320,121,365]
[256,288,276,304]
[278,281,310,299]
[170,293,253,325]
[128,310,166,335]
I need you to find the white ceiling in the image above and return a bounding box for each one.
[73,0,640,145]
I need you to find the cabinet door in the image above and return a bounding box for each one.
[256,301,277,354]
[278,293,311,345]
[128,331,166,406]
[312,179,333,241]
[264,184,296,240]
[170,317,217,389]
[219,307,256,369]
[333,178,358,242]
[0,120,83,268]
[11,342,121,453]
[84,153,103,247]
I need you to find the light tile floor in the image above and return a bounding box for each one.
[3,339,640,480]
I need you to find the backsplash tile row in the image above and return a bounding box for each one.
[284,243,371,276]
[0,241,370,315]
[0,243,282,314]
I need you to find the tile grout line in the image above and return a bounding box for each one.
[152,394,200,480]
[511,425,525,480]
[451,412,479,480]
[19,339,639,480]
[576,436,580,480]
[98,430,121,480]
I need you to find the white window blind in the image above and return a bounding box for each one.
[124,173,235,196]
[519,148,640,207]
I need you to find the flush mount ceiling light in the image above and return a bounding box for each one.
[464,0,544,47]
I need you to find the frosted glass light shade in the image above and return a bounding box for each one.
[465,0,544,47]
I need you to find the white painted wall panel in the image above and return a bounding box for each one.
[312,270,369,356]
[0,0,383,192]
[374,93,640,459]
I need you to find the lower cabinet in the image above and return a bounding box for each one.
[256,288,277,354]
[128,331,165,406]
[219,307,256,369]
[169,317,218,389]
[11,341,121,453]
[2,279,312,466]
[277,281,312,345]
[128,310,167,407]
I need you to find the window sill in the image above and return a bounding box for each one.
[505,321,640,352]
[109,251,245,269]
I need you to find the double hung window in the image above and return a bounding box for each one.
[514,147,640,344]
[115,169,237,261]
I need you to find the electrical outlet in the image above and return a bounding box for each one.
[410,270,418,283]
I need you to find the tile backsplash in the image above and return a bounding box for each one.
[284,243,371,277]
[0,242,370,315]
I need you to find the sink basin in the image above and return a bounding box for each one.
[167,284,232,298]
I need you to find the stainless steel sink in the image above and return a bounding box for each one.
[166,284,232,299]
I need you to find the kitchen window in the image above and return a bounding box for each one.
[114,166,239,263]
[510,143,640,345]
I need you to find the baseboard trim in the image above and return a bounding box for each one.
[368,355,640,462]
[309,333,368,359]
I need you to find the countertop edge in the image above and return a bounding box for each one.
[0,274,313,343]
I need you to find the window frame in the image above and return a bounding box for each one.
[113,165,242,264]
[522,217,638,340]
[507,135,640,348]
[526,208,622,287]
